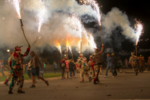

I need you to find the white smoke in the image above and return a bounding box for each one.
[101,8,136,42]
[0,0,140,61]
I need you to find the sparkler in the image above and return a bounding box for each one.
[12,0,30,45]
[86,0,103,44]
[55,40,62,59]
[135,20,143,56]
[38,8,46,33]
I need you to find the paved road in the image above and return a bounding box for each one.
[0,71,150,100]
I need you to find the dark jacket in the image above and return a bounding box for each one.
[111,56,117,65]
[69,62,75,71]
[60,61,66,69]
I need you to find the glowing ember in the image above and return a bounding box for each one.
[13,0,21,19]
[135,21,143,45]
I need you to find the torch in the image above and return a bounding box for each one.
[20,19,30,45]
[135,45,138,56]
[99,26,103,44]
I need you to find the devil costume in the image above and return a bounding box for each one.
[8,46,30,94]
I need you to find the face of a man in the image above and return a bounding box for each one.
[30,52,34,57]
[131,52,134,56]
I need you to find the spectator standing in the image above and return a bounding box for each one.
[147,56,150,71]
[60,59,66,79]
[53,62,57,73]
[0,60,5,76]
[69,59,76,79]
[105,54,113,77]
[43,62,46,73]
[111,53,117,76]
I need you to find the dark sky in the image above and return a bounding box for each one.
[98,0,150,49]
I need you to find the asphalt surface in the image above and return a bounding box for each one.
[0,71,150,100]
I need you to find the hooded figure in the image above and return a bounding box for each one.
[9,45,30,94]
[129,52,138,76]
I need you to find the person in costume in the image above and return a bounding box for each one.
[129,52,138,76]
[88,55,95,78]
[77,54,92,82]
[92,44,104,84]
[4,52,13,86]
[8,45,30,94]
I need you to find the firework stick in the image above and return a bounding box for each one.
[135,45,137,56]
[20,19,30,45]
[100,26,103,44]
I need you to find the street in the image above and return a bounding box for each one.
[0,71,150,100]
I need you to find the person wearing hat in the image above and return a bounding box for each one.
[60,59,66,79]
[129,52,138,76]
[92,44,104,84]
[8,45,30,94]
[105,53,113,77]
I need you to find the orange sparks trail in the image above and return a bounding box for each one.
[54,40,61,53]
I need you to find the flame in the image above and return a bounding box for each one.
[54,40,61,53]
[69,46,72,53]
[13,0,21,19]
[135,21,143,45]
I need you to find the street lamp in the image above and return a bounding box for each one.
[7,49,10,52]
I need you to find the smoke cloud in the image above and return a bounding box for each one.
[0,0,139,62]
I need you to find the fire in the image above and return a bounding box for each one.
[135,21,143,45]
[13,0,21,19]
[54,40,61,53]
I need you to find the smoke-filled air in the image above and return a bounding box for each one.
[0,0,143,59]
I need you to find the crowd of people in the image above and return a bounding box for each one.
[1,43,150,95]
